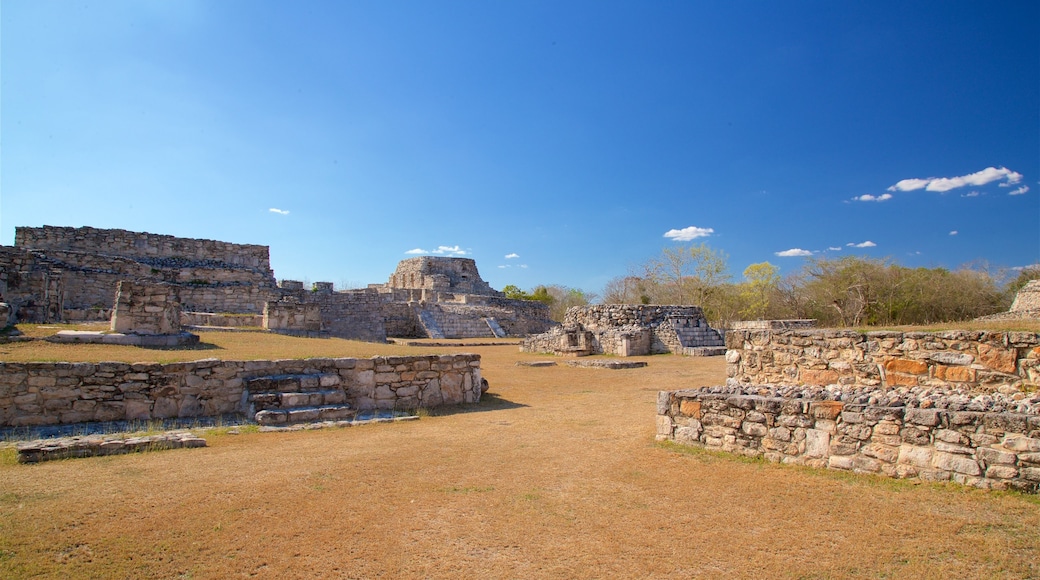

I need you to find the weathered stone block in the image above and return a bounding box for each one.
[977,343,1017,374]
[898,444,934,468]
[886,358,928,374]
[933,452,981,476]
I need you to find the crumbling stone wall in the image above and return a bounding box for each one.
[657,388,1040,492]
[726,329,1039,392]
[266,285,387,342]
[110,281,181,334]
[16,226,271,270]
[0,354,482,427]
[0,247,65,323]
[5,226,279,320]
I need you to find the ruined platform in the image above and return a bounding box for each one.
[46,330,200,347]
[564,359,648,369]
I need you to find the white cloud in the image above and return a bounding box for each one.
[1009,185,1030,196]
[888,166,1023,193]
[432,245,468,255]
[775,248,813,257]
[949,230,958,236]
[520,264,528,269]
[853,193,893,202]
[407,245,469,256]
[498,265,508,269]
[827,246,842,251]
[663,226,714,241]
[847,241,877,248]
[962,191,980,198]
[269,208,290,215]
[505,253,520,259]
[888,178,932,192]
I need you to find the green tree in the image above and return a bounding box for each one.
[740,262,780,320]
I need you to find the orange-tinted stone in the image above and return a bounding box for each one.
[887,372,919,387]
[885,358,928,375]
[801,369,839,385]
[977,344,1017,374]
[935,365,976,382]
[679,400,701,419]
[810,400,844,420]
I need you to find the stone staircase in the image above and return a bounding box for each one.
[484,317,507,338]
[667,315,726,356]
[245,373,356,426]
[415,306,446,339]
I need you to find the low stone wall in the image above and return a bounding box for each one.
[726,329,1040,392]
[0,354,482,427]
[657,388,1040,492]
[181,312,263,328]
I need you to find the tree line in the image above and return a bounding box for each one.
[506,244,1037,326]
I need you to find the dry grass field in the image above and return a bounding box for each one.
[1,328,1039,578]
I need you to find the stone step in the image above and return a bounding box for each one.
[249,388,346,411]
[255,404,357,426]
[244,373,341,393]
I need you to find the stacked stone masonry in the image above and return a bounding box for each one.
[657,389,1040,492]
[0,354,482,428]
[110,281,182,335]
[726,329,1040,392]
[521,304,724,356]
[2,226,279,320]
[1011,280,1040,313]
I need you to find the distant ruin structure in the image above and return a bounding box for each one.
[521,304,725,356]
[0,225,552,341]
[374,257,554,339]
[976,279,1040,322]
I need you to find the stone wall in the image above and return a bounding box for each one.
[269,287,387,342]
[0,247,65,323]
[263,300,322,335]
[0,354,482,427]
[3,226,279,320]
[726,329,1039,392]
[16,226,272,271]
[657,388,1040,492]
[110,281,181,334]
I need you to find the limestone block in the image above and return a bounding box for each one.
[804,428,830,458]
[1002,436,1040,453]
[932,452,981,476]
[861,442,899,463]
[898,444,934,468]
[985,465,1019,479]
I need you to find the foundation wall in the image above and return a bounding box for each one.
[0,354,482,427]
[657,389,1040,492]
[726,329,1040,392]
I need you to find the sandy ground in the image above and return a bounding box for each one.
[1,344,1038,579]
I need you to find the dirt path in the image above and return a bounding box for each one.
[2,346,1038,578]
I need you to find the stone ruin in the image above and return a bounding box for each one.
[1011,280,1040,314]
[521,304,725,357]
[0,225,553,342]
[373,256,554,339]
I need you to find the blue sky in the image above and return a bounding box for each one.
[3,1,1038,295]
